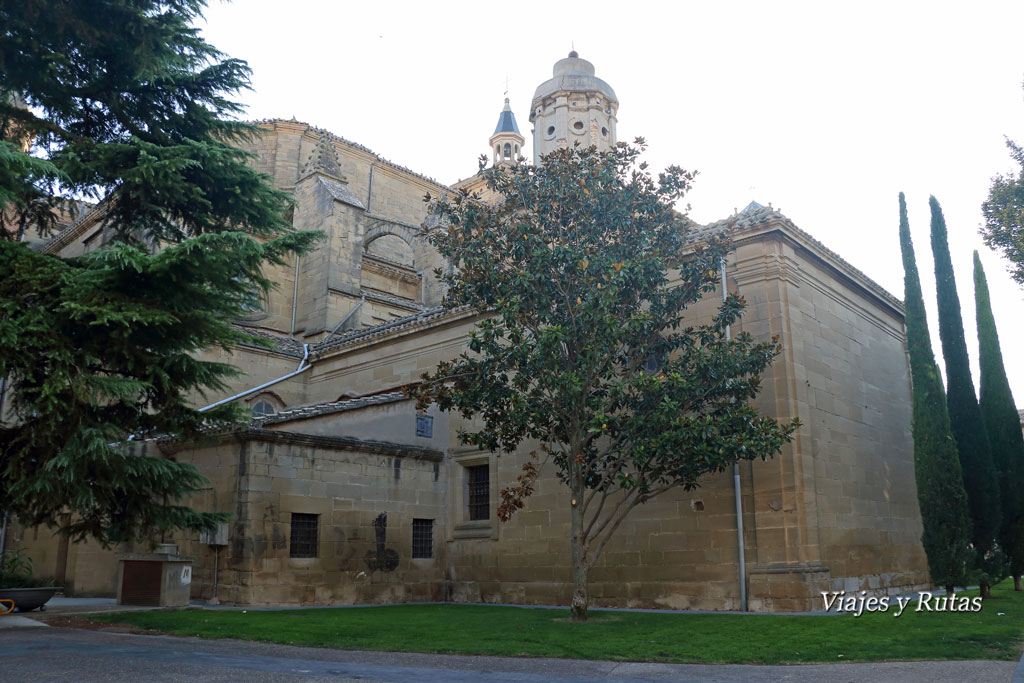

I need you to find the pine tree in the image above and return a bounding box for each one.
[930,196,1002,594]
[0,1,318,544]
[899,193,973,591]
[974,251,1024,590]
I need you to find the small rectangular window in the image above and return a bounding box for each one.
[467,464,490,521]
[289,513,318,558]
[416,414,433,438]
[412,518,434,558]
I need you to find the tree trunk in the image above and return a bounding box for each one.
[569,476,588,622]
[945,584,954,595]
[980,582,991,599]
[1014,575,1022,592]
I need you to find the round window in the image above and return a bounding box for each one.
[573,121,584,132]
[601,127,608,137]
[546,125,555,136]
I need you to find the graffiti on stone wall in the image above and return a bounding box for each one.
[364,512,399,572]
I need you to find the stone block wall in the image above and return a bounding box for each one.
[171,433,447,606]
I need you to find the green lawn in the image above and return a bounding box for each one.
[89,582,1024,665]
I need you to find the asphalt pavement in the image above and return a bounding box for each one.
[0,624,1020,683]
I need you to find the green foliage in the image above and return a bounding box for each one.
[930,197,1002,576]
[0,548,55,588]
[0,232,313,543]
[0,1,320,544]
[982,136,1024,286]
[90,581,1024,664]
[898,193,973,588]
[416,141,797,618]
[0,0,293,244]
[973,251,1024,578]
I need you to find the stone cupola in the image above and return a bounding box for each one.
[529,51,618,164]
[489,97,524,166]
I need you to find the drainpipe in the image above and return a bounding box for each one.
[323,295,365,342]
[723,258,748,612]
[366,165,375,213]
[198,344,310,413]
[290,254,301,337]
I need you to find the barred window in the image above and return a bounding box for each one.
[416,414,433,437]
[412,518,434,559]
[289,513,318,558]
[467,464,490,521]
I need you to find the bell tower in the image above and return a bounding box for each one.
[489,97,524,166]
[529,51,618,164]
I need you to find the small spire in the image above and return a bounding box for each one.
[489,96,524,166]
[301,134,345,181]
[492,99,521,135]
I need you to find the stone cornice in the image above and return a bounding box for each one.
[159,428,443,461]
[362,254,421,283]
[253,119,451,194]
[706,208,904,318]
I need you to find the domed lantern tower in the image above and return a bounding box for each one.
[529,51,618,164]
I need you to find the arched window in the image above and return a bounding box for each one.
[251,400,276,417]
[503,143,511,159]
[247,392,283,417]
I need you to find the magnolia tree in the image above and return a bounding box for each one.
[414,142,798,621]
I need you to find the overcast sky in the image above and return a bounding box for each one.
[199,0,1024,407]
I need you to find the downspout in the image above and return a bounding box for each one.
[723,257,748,612]
[198,343,310,413]
[366,165,375,214]
[290,254,301,337]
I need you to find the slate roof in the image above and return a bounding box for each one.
[493,98,521,135]
[253,391,408,427]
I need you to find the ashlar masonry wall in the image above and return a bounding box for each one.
[168,432,447,606]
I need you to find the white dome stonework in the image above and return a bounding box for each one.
[529,51,618,163]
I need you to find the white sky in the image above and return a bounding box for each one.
[199,0,1024,407]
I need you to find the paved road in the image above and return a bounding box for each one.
[0,625,1019,682]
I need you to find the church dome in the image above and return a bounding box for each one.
[531,51,618,107]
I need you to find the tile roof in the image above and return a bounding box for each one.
[254,391,408,427]
[703,203,903,310]
[312,304,473,355]
[231,325,305,357]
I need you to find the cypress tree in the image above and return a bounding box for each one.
[930,196,1002,595]
[974,251,1024,590]
[899,193,973,591]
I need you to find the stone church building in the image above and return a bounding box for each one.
[13,53,930,611]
